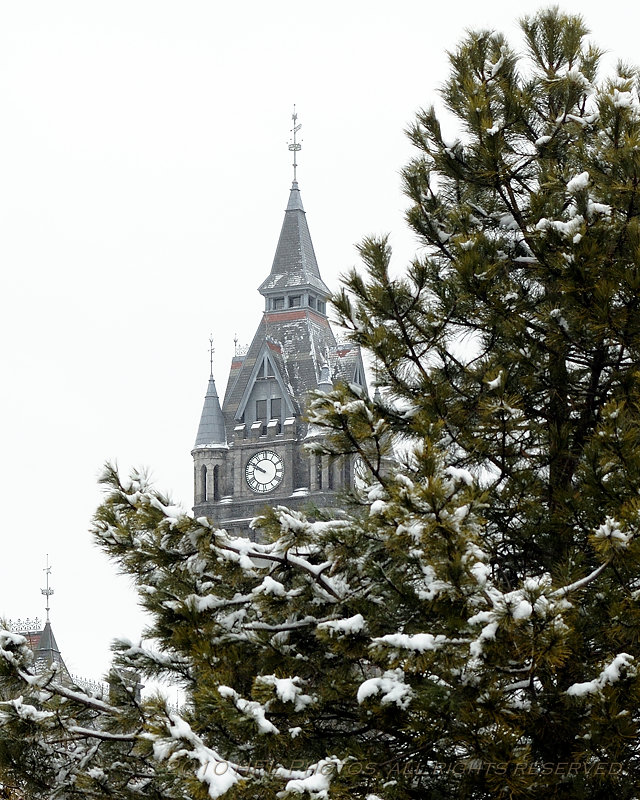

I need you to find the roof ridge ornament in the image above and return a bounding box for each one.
[209,334,215,378]
[288,105,302,183]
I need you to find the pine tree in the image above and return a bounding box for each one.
[3,7,640,799]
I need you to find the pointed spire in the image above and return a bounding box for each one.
[194,340,227,448]
[32,557,69,677]
[258,181,328,296]
[259,110,329,298]
[33,620,67,671]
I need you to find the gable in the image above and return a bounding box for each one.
[235,343,295,424]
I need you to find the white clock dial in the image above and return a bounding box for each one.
[245,450,284,494]
[353,455,368,496]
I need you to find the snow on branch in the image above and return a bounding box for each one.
[16,669,119,714]
[211,531,345,602]
[357,669,414,709]
[153,713,242,799]
[282,756,343,797]
[566,653,636,697]
[66,725,138,742]
[0,697,54,725]
[551,561,609,598]
[217,686,279,735]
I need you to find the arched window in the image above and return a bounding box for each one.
[213,465,220,502]
[200,465,208,502]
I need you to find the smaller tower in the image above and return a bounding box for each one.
[20,557,70,677]
[192,338,229,518]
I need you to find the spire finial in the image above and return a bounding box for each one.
[41,554,54,624]
[288,105,302,182]
[209,335,215,378]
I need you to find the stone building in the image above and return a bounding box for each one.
[192,176,367,535]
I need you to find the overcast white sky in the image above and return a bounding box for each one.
[1,0,637,684]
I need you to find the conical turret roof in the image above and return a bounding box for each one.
[258,181,330,296]
[194,374,227,448]
[32,620,70,677]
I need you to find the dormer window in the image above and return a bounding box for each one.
[235,343,293,428]
[257,355,276,379]
[255,397,282,423]
[273,297,285,310]
[289,295,301,308]
[308,296,316,309]
[317,300,326,314]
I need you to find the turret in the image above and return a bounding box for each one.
[192,340,228,517]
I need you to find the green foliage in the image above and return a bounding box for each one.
[3,7,640,799]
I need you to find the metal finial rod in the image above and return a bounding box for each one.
[288,105,302,182]
[41,554,54,623]
[209,335,215,378]
[233,333,238,355]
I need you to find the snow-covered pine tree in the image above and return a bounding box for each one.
[2,7,640,799]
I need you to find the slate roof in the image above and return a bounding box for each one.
[221,310,339,440]
[258,181,330,297]
[27,621,70,677]
[194,374,228,448]
[328,342,364,385]
[220,181,367,440]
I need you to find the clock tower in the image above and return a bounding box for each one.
[192,122,367,536]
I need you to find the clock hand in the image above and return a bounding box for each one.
[253,464,267,474]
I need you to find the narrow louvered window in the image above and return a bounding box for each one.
[200,465,207,502]
[213,465,220,501]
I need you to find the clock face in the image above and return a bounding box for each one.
[353,456,368,496]
[245,450,284,494]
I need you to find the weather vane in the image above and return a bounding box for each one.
[288,105,302,182]
[209,335,215,378]
[41,554,54,623]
